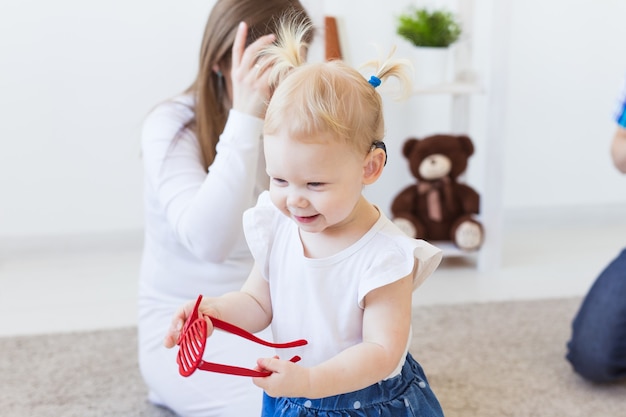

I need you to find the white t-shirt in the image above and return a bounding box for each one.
[243,191,442,376]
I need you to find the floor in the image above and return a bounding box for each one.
[1,204,624,337]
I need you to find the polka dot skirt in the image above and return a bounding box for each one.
[261,353,443,417]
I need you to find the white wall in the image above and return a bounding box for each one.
[0,0,325,240]
[1,1,213,238]
[327,0,626,213]
[503,0,626,209]
[1,0,625,241]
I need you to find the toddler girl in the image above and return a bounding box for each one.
[166,17,444,417]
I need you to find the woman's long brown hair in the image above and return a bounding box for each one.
[185,0,313,171]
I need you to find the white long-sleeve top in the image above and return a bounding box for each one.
[137,94,270,416]
[139,93,268,337]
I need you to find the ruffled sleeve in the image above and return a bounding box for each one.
[357,217,442,307]
[411,240,443,289]
[242,191,279,280]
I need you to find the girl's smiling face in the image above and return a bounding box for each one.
[264,130,367,235]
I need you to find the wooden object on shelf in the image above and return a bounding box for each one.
[325,16,342,61]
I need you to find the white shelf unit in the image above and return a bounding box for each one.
[408,0,509,272]
[408,82,488,266]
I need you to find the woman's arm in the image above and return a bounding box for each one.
[252,274,413,399]
[611,126,626,173]
[142,24,277,262]
[142,104,265,262]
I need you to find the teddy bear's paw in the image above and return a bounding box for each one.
[455,221,483,251]
[393,218,417,238]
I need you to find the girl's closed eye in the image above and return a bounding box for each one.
[271,177,288,186]
[307,182,325,189]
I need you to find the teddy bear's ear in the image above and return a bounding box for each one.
[402,138,419,158]
[457,135,474,156]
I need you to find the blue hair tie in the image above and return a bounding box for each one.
[368,75,381,88]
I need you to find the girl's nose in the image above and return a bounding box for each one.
[286,192,308,208]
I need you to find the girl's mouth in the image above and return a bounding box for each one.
[293,214,319,224]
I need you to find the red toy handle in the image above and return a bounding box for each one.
[196,355,302,377]
[209,316,307,349]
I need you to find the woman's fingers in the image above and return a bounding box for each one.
[231,21,247,70]
[229,22,277,117]
[232,21,275,71]
[245,33,276,66]
[232,20,275,72]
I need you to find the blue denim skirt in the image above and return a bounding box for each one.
[261,353,444,416]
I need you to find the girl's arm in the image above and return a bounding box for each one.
[164,264,272,348]
[253,273,413,399]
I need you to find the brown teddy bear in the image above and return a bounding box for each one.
[391,134,484,251]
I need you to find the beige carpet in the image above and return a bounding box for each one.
[1,297,624,416]
[412,297,626,417]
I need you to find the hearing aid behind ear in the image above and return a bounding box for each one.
[371,141,387,166]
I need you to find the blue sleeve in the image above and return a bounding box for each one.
[614,74,626,127]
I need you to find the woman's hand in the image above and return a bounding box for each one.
[230,21,276,119]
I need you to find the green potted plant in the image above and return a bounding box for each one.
[396,7,462,48]
[395,7,462,85]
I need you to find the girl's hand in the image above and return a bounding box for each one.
[230,21,276,118]
[163,299,219,348]
[163,300,194,348]
[252,356,311,398]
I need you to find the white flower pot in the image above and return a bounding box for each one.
[411,46,452,87]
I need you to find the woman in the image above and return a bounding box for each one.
[138,1,313,415]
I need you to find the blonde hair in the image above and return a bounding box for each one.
[262,18,412,155]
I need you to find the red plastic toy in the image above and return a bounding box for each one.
[177,295,308,377]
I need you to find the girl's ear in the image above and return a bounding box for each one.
[212,64,221,74]
[363,148,386,184]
